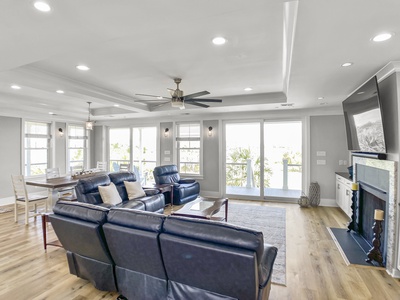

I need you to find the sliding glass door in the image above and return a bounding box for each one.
[224,120,302,200]
[225,122,261,197]
[264,121,302,199]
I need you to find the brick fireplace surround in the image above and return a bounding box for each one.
[353,156,399,277]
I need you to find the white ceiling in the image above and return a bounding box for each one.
[1,0,400,123]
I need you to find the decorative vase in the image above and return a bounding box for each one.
[309,182,320,207]
[298,194,310,208]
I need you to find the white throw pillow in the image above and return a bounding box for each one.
[124,181,146,200]
[98,182,122,205]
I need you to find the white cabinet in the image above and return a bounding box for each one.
[335,174,352,218]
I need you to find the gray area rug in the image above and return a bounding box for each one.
[226,203,286,285]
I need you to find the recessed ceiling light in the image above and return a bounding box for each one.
[56,90,64,94]
[11,85,21,90]
[341,62,353,67]
[357,91,365,95]
[157,96,164,100]
[48,112,55,115]
[319,102,328,105]
[244,87,253,91]
[76,65,90,71]
[34,1,51,12]
[372,33,392,42]
[317,97,324,100]
[114,104,119,107]
[212,37,226,45]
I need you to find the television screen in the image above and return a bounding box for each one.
[342,76,386,153]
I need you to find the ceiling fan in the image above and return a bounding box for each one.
[135,78,222,109]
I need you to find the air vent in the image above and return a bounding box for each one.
[281,103,294,107]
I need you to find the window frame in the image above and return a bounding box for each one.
[67,124,88,172]
[23,120,51,177]
[175,121,204,177]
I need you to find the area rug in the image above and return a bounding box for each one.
[226,203,286,285]
[328,227,381,268]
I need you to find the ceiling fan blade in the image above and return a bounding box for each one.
[185,98,222,103]
[183,91,210,100]
[136,93,165,98]
[149,102,170,111]
[186,101,209,108]
[134,99,170,103]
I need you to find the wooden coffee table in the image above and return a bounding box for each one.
[171,197,228,222]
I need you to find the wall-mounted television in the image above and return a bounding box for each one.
[342,76,387,155]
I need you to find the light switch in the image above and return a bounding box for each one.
[317,151,326,157]
[317,160,326,165]
[164,157,170,162]
[164,150,170,155]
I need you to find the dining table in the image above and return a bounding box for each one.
[25,176,79,209]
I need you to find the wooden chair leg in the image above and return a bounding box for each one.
[25,204,29,225]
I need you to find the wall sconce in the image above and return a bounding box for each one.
[164,128,169,137]
[208,126,213,137]
[58,128,64,136]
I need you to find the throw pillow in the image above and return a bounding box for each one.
[98,182,122,205]
[124,180,146,200]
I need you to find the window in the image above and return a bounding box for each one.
[24,121,50,176]
[132,127,157,184]
[176,123,201,175]
[68,125,87,171]
[109,128,131,172]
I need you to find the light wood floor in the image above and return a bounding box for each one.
[1,201,399,300]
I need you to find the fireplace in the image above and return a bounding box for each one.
[358,182,388,265]
[353,157,399,277]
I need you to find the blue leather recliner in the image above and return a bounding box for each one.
[153,164,200,205]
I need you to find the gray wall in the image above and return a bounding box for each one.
[310,115,349,199]
[0,116,21,198]
[199,120,220,193]
[55,122,66,174]
[160,122,174,165]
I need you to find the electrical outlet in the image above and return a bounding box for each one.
[339,160,343,165]
[317,160,326,165]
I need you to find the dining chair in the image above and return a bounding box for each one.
[70,165,83,176]
[46,167,75,199]
[96,161,107,171]
[11,175,48,225]
[46,168,60,179]
[119,163,130,172]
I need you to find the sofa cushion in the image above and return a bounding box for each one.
[52,200,109,224]
[124,181,146,199]
[98,183,122,205]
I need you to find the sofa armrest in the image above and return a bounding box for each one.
[179,178,196,184]
[259,244,278,288]
[143,188,160,196]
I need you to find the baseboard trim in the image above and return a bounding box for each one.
[319,198,338,207]
[199,191,222,198]
[0,196,15,206]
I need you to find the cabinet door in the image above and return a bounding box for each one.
[343,187,352,218]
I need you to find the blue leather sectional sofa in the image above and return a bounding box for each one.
[50,200,278,300]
